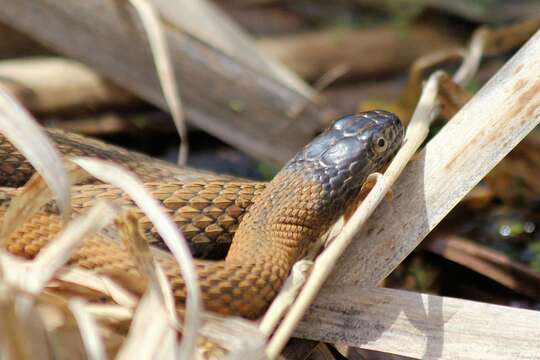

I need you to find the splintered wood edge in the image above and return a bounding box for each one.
[297,30,540,359]
[295,287,540,359]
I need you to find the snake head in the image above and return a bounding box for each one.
[287,110,404,214]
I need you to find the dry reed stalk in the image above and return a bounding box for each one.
[68,299,106,360]
[128,0,189,165]
[0,92,70,218]
[296,286,540,359]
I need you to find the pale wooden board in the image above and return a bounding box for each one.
[326,29,540,287]
[296,287,540,360]
[0,0,323,163]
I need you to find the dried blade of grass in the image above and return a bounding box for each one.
[259,228,331,336]
[84,303,133,322]
[404,24,488,118]
[35,294,119,360]
[0,200,120,316]
[0,282,32,360]
[289,64,349,118]
[128,0,188,164]
[259,260,312,336]
[117,289,177,360]
[71,157,201,358]
[68,298,106,360]
[156,0,314,100]
[266,72,444,358]
[313,65,350,93]
[404,47,465,113]
[29,201,120,294]
[1,162,95,244]
[199,312,266,360]
[57,268,137,308]
[116,210,179,326]
[0,90,70,219]
[0,281,53,359]
[453,27,489,86]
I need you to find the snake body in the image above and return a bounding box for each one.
[2,110,403,318]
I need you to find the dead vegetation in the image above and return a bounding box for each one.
[0,1,537,359]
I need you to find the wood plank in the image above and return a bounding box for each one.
[326,29,540,287]
[296,287,540,359]
[0,0,323,163]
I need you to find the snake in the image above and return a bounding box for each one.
[1,110,403,319]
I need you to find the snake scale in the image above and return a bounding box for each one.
[1,110,403,319]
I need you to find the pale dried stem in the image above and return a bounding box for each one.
[453,27,488,85]
[1,162,99,241]
[68,298,106,360]
[0,283,32,360]
[71,157,201,359]
[128,0,189,164]
[117,289,177,360]
[117,211,179,328]
[84,303,133,321]
[30,201,120,294]
[57,268,138,308]
[0,58,137,114]
[0,91,70,220]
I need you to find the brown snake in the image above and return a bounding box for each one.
[1,110,403,319]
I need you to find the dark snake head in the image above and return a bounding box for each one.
[286,110,404,216]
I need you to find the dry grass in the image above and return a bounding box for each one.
[0,8,537,360]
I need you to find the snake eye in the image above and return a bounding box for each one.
[373,136,388,154]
